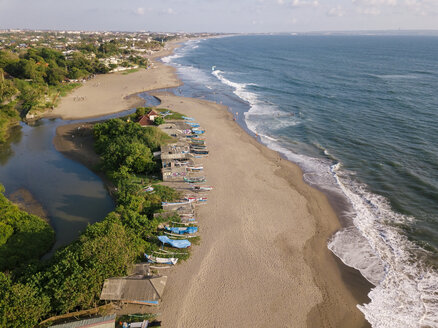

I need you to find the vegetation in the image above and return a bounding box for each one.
[155,107,185,120]
[0,113,185,327]
[0,184,54,272]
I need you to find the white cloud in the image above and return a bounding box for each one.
[327,5,345,16]
[135,7,145,15]
[295,0,319,7]
[357,6,381,14]
[280,0,319,7]
[161,7,176,15]
[353,0,397,5]
[353,0,438,16]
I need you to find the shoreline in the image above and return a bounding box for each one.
[53,40,372,327]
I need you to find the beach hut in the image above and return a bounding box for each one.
[100,276,167,306]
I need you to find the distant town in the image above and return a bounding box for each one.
[0,29,214,72]
[0,29,217,141]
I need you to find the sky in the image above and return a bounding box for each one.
[0,0,437,33]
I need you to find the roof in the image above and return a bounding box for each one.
[50,315,116,328]
[147,109,159,116]
[100,276,167,305]
[138,115,154,126]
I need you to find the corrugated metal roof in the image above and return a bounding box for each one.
[51,314,116,328]
[100,276,167,304]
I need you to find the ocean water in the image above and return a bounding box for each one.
[162,35,438,327]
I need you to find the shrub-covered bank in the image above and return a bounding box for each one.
[0,112,182,327]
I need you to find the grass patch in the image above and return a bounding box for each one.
[55,82,81,97]
[155,108,185,120]
[122,68,141,75]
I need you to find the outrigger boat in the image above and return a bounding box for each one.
[190,144,207,149]
[162,200,191,206]
[184,196,207,202]
[158,235,191,248]
[192,185,213,191]
[171,220,197,225]
[186,122,200,127]
[192,150,209,155]
[144,253,178,265]
[184,176,206,183]
[186,166,204,171]
[165,226,198,234]
[192,129,205,135]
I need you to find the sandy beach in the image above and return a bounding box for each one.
[50,43,181,120]
[53,43,372,327]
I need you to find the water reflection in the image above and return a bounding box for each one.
[0,92,157,251]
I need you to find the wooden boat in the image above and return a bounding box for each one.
[184,176,206,183]
[187,166,204,171]
[192,150,209,155]
[192,185,213,191]
[144,253,178,265]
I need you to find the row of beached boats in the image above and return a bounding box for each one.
[148,116,213,267]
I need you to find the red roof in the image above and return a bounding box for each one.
[147,109,159,116]
[138,115,154,126]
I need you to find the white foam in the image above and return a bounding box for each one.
[252,120,438,327]
[331,167,438,328]
[211,69,298,136]
[372,74,419,80]
[170,40,438,327]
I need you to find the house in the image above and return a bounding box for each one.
[146,109,159,121]
[138,115,154,126]
[138,109,159,126]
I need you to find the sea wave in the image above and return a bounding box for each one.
[171,38,438,328]
[211,66,438,327]
[212,69,299,134]
[332,167,438,328]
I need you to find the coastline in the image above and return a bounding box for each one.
[53,40,371,327]
[48,41,183,121]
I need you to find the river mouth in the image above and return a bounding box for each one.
[0,95,157,252]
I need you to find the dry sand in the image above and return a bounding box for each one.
[53,42,372,327]
[151,93,371,328]
[50,44,181,120]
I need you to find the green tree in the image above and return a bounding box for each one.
[0,272,50,328]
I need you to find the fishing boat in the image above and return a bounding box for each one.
[184,176,206,183]
[191,139,205,144]
[158,235,191,248]
[144,253,178,265]
[186,122,200,127]
[192,149,209,155]
[184,196,207,202]
[165,226,198,235]
[161,200,191,206]
[187,166,203,171]
[192,129,205,135]
[190,144,207,148]
[192,185,213,191]
[183,116,195,121]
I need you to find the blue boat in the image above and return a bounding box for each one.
[158,235,191,248]
[165,226,198,235]
[192,130,205,135]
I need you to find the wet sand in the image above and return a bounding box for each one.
[53,42,372,327]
